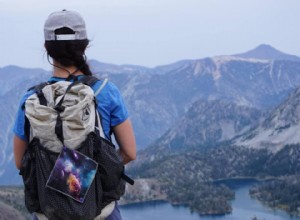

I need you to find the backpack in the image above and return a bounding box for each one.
[19,76,134,220]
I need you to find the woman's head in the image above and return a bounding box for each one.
[44,10,92,75]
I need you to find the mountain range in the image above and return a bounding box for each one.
[154,100,262,151]
[234,44,300,62]
[1,44,300,186]
[234,85,300,152]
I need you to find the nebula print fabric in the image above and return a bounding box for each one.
[46,146,98,203]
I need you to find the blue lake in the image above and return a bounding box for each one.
[120,179,300,220]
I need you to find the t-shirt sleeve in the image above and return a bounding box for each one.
[13,92,33,141]
[13,105,26,140]
[94,80,129,131]
[107,82,129,127]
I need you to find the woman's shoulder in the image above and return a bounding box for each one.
[92,78,121,97]
[18,89,36,106]
[92,78,127,114]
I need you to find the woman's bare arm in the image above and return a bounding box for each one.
[112,119,136,164]
[13,135,27,169]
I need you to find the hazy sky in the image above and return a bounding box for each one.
[1,0,300,69]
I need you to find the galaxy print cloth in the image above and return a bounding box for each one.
[46,146,98,203]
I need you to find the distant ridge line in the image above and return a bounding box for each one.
[234,44,300,62]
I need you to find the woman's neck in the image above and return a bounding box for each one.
[52,61,83,78]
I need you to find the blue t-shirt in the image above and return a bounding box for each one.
[13,76,129,141]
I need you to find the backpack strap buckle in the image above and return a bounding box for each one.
[54,105,65,113]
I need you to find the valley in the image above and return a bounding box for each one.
[1,44,300,218]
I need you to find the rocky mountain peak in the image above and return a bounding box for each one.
[234,44,300,61]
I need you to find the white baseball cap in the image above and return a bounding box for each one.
[44,10,87,41]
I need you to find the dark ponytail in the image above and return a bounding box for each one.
[45,27,92,76]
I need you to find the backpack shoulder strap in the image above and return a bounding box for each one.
[23,81,52,142]
[73,76,109,139]
[76,75,99,87]
[27,82,49,92]
[92,78,109,139]
[27,82,50,106]
[76,75,108,95]
[94,78,108,96]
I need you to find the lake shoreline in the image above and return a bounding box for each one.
[0,180,299,220]
[119,178,300,220]
[120,177,300,219]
